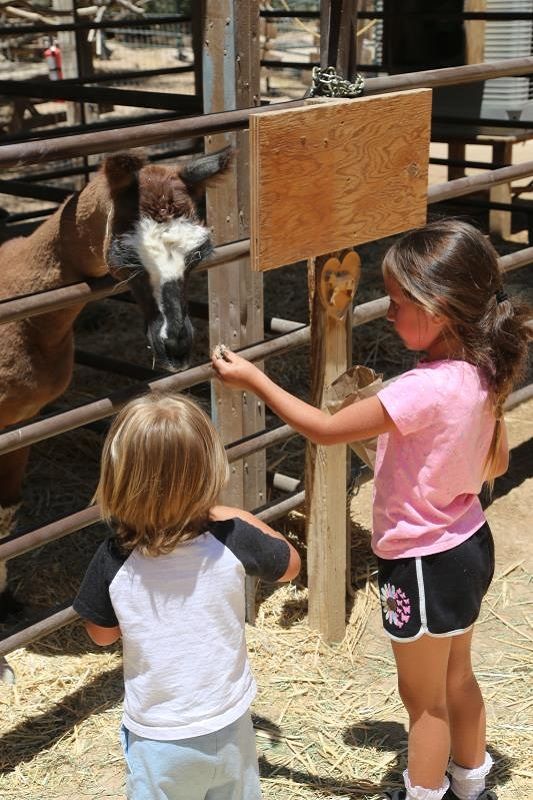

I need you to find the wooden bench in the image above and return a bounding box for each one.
[432,122,533,239]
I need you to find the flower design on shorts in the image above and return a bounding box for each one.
[380,582,411,628]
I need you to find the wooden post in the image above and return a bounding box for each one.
[490,140,513,239]
[249,89,431,639]
[202,0,264,621]
[306,249,358,642]
[447,1,486,182]
[464,0,486,66]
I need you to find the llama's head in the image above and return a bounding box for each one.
[103,147,232,372]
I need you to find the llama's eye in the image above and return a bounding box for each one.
[187,250,202,268]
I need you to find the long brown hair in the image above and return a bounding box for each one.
[94,392,228,555]
[382,218,531,481]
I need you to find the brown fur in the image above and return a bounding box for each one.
[138,166,197,223]
[0,148,231,511]
[0,147,232,614]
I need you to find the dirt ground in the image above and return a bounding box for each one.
[0,399,530,800]
[0,235,530,799]
[0,43,532,800]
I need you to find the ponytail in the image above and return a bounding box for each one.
[383,220,531,482]
[480,290,530,408]
[480,290,530,487]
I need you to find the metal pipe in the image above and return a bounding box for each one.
[0,13,191,36]
[364,58,533,96]
[498,248,533,273]
[0,489,305,656]
[260,9,533,20]
[0,605,77,656]
[0,370,530,654]
[257,490,305,523]
[356,10,533,21]
[2,244,531,459]
[0,243,530,457]
[271,473,302,493]
[432,114,533,130]
[0,240,251,326]
[438,198,533,214]
[0,506,101,562]
[429,158,498,171]
[2,154,533,327]
[0,275,127,326]
[0,111,179,148]
[0,81,202,113]
[58,64,194,85]
[0,328,311,456]
[1,58,532,168]
[428,161,533,204]
[0,424,296,562]
[1,358,529,656]
[504,383,533,411]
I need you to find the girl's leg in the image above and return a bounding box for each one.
[391,635,452,792]
[447,628,493,800]
[446,628,485,767]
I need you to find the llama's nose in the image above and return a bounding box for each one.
[148,316,194,372]
[162,326,193,372]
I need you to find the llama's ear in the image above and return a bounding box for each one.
[103,152,146,195]
[179,146,233,188]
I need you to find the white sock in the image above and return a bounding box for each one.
[448,752,493,800]
[403,769,450,800]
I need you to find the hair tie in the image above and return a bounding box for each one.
[496,290,508,304]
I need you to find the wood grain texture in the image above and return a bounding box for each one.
[250,89,431,271]
[204,0,265,513]
[465,0,486,65]
[305,252,354,642]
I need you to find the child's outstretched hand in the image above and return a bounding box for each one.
[211,345,261,391]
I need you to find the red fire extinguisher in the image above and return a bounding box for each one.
[44,43,63,81]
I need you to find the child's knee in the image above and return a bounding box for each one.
[447,667,479,698]
[398,678,447,719]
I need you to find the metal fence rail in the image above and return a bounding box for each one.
[1,57,532,168]
[0,56,532,658]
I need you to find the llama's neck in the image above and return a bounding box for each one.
[14,176,112,348]
[31,175,111,288]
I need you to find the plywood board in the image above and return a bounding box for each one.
[250,89,432,271]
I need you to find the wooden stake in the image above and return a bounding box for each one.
[306,248,359,642]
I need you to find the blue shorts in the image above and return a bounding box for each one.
[120,710,261,800]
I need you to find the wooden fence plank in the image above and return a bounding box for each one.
[250,89,432,271]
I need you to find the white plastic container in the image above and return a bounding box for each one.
[481,0,533,119]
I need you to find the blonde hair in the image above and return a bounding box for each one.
[95,392,228,555]
[382,218,531,484]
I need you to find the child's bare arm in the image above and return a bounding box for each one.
[83,620,121,646]
[211,349,395,444]
[209,505,301,581]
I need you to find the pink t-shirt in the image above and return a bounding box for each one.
[373,360,496,559]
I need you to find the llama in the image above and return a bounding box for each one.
[0,146,231,620]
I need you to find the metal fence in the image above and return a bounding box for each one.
[0,56,532,658]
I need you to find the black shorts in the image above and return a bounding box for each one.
[377,522,495,642]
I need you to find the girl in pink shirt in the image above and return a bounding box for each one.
[211,219,531,800]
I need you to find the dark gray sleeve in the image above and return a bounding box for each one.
[73,537,127,627]
[211,518,291,582]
